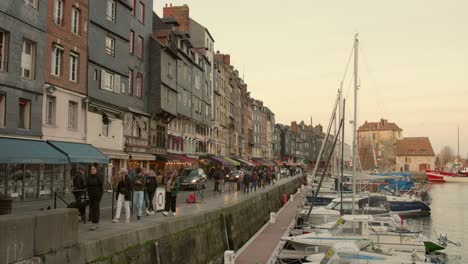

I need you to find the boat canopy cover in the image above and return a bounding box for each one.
[48,141,109,164]
[0,138,68,164]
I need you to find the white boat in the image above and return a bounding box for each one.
[443,176,468,183]
[305,240,431,264]
[283,214,434,253]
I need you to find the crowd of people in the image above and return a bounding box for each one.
[71,166,181,231]
[71,164,302,231]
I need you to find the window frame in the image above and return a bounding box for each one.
[54,0,64,26]
[18,98,31,130]
[106,0,116,22]
[51,44,63,77]
[137,35,144,60]
[0,94,6,128]
[138,2,145,23]
[24,0,38,9]
[130,30,135,54]
[69,52,79,82]
[131,0,136,16]
[68,101,78,129]
[45,95,56,126]
[129,68,134,95]
[136,73,143,97]
[0,30,8,72]
[105,36,115,56]
[102,71,114,92]
[21,39,36,80]
[71,8,80,35]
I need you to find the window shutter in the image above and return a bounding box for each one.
[114,74,121,93]
[100,69,106,89]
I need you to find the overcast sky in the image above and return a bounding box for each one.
[154,0,468,156]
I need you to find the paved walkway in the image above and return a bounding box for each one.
[71,175,302,242]
[235,189,303,264]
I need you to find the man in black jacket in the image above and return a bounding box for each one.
[87,165,103,230]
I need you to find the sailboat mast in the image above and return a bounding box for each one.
[352,34,359,214]
[457,125,460,162]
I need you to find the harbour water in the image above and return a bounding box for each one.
[407,183,468,263]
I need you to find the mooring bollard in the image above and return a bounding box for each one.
[224,250,235,264]
[290,194,294,201]
[270,212,276,224]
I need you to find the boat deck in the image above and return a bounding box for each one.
[235,190,303,264]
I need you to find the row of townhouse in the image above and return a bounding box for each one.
[0,2,279,200]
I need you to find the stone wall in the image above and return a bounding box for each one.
[83,177,301,264]
[0,209,78,264]
[3,177,301,264]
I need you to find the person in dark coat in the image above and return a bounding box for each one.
[87,166,103,230]
[72,166,86,201]
[242,169,251,194]
[113,168,132,223]
[145,170,158,215]
[251,169,259,192]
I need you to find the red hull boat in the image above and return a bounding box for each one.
[426,169,468,183]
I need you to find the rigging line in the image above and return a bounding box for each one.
[340,44,355,90]
[359,44,388,119]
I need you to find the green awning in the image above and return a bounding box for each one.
[48,141,109,164]
[0,137,68,164]
[225,157,240,166]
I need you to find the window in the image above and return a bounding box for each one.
[54,0,64,25]
[69,52,79,82]
[129,69,134,95]
[102,114,111,137]
[101,70,114,91]
[45,96,56,125]
[130,30,135,54]
[136,74,143,97]
[71,8,80,35]
[68,101,78,129]
[0,30,8,72]
[106,0,116,22]
[51,44,63,76]
[131,0,136,16]
[138,2,145,23]
[137,36,144,59]
[0,95,5,128]
[24,0,38,9]
[18,98,31,129]
[105,36,115,56]
[21,39,36,79]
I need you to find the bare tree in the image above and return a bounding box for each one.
[438,146,455,168]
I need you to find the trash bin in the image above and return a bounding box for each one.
[0,194,13,215]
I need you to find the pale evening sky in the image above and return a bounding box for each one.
[154,0,468,156]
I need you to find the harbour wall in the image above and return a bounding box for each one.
[2,176,302,264]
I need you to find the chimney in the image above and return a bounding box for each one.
[163,4,189,32]
[242,84,248,93]
[291,121,298,133]
[223,54,230,66]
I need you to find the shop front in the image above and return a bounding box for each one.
[0,138,67,200]
[127,153,155,171]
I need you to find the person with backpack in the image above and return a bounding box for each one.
[113,168,132,223]
[71,166,86,222]
[145,170,158,215]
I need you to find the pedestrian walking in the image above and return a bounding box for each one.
[218,167,225,193]
[113,168,132,223]
[87,166,103,230]
[251,169,259,192]
[71,166,86,222]
[237,170,243,191]
[133,168,146,221]
[163,172,180,216]
[243,170,251,194]
[145,170,158,215]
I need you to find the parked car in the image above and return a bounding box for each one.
[227,170,242,182]
[179,168,207,190]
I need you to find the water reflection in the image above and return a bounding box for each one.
[406,183,468,263]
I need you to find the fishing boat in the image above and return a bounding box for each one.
[426,168,468,183]
[304,240,432,264]
[283,214,444,254]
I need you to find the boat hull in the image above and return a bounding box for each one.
[443,176,468,183]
